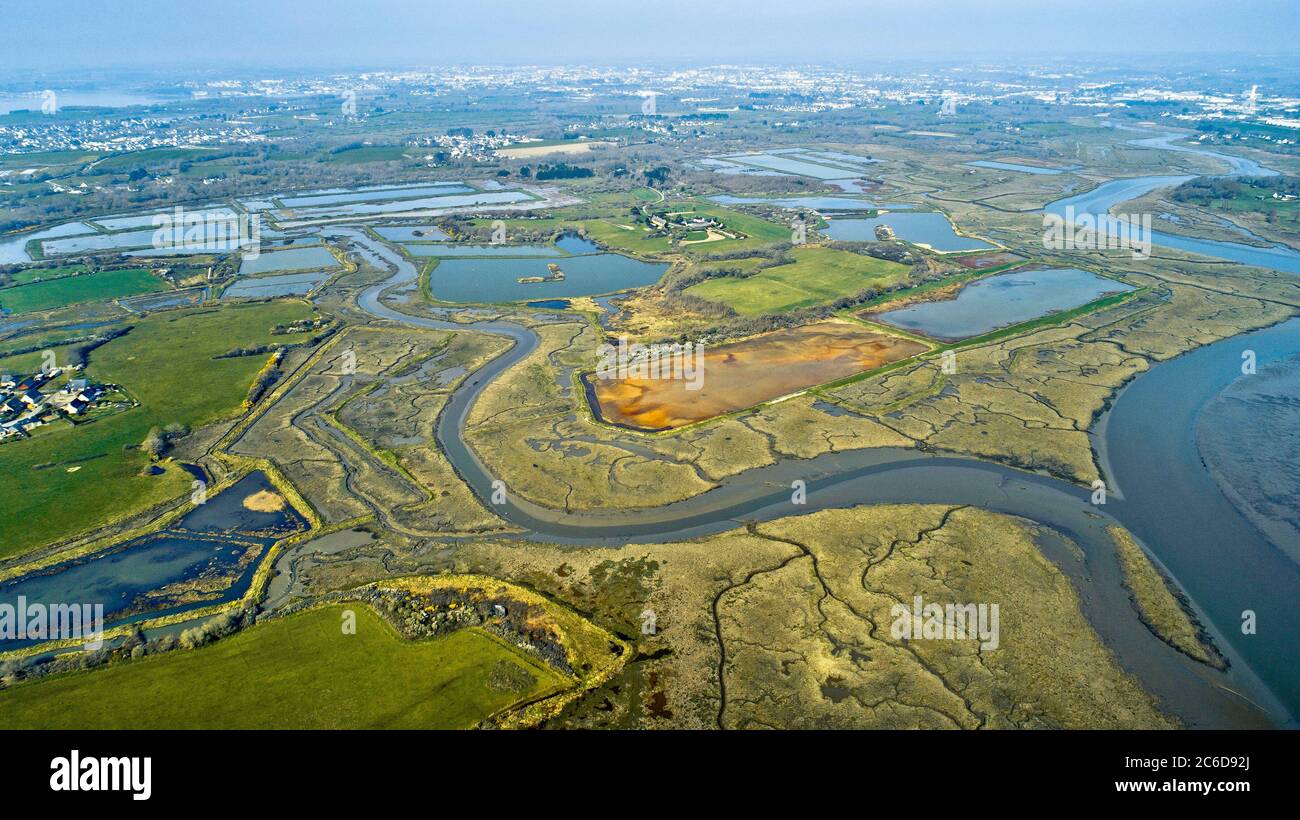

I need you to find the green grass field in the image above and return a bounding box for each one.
[324,145,413,164]
[575,218,676,255]
[685,246,910,314]
[0,300,315,558]
[0,150,99,169]
[0,605,569,729]
[92,147,217,171]
[694,257,771,274]
[0,268,165,314]
[1,263,88,288]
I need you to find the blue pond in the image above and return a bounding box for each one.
[0,472,306,647]
[427,253,668,303]
[871,267,1135,341]
[825,213,995,252]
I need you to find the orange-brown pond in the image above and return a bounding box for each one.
[586,321,929,431]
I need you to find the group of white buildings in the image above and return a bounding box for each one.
[0,367,110,440]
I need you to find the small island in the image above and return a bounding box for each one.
[518,263,566,284]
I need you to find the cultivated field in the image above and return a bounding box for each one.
[685,246,911,314]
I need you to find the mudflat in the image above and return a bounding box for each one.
[590,320,928,430]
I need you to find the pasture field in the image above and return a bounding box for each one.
[0,605,568,729]
[0,150,99,169]
[323,145,414,164]
[0,300,315,558]
[575,218,677,255]
[693,256,770,275]
[91,147,217,171]
[0,268,165,314]
[2,263,88,287]
[685,246,910,314]
[0,325,100,359]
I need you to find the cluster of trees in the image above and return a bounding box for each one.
[0,605,261,689]
[171,607,257,651]
[242,351,284,409]
[63,325,132,369]
[141,422,190,460]
[533,162,595,181]
[353,586,574,675]
[1172,175,1300,204]
[666,246,793,291]
[643,165,670,186]
[443,217,570,246]
[328,141,367,154]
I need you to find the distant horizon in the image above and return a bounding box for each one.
[2,0,1298,72]
[2,53,1299,86]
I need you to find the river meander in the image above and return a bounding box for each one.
[345,129,1300,725]
[7,129,1297,727]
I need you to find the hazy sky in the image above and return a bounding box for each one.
[2,0,1297,71]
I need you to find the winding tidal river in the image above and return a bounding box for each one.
[11,128,1291,729]
[345,130,1300,727]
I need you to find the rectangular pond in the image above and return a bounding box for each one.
[91,206,239,232]
[794,149,879,168]
[374,225,451,242]
[426,253,667,303]
[239,245,339,275]
[127,246,235,258]
[405,243,562,258]
[714,153,860,180]
[41,228,159,256]
[824,213,995,252]
[279,183,474,208]
[698,158,784,177]
[239,198,277,212]
[224,271,330,298]
[867,267,1136,341]
[0,222,98,264]
[285,190,533,219]
[965,160,1077,175]
[710,194,912,211]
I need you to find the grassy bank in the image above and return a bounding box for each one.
[0,604,567,729]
